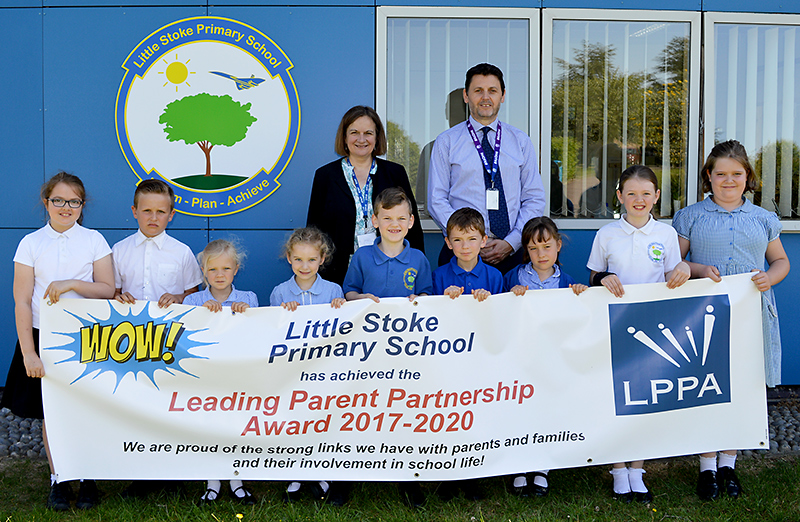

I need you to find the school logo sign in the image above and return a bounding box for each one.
[116,17,300,216]
[609,295,731,416]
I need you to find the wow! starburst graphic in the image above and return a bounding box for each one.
[45,302,214,392]
[609,295,731,416]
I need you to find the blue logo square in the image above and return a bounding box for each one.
[609,295,731,416]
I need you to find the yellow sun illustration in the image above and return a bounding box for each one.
[158,54,194,92]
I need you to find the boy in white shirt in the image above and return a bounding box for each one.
[112,179,203,307]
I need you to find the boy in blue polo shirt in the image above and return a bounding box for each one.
[432,207,501,502]
[433,207,503,300]
[341,186,432,507]
[344,187,432,301]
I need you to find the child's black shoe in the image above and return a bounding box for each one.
[47,481,72,511]
[696,470,719,500]
[76,479,99,510]
[716,467,742,498]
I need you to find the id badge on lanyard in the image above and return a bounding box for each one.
[348,158,377,249]
[466,120,502,211]
[357,232,376,248]
[486,188,500,210]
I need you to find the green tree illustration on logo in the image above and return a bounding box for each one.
[159,93,257,182]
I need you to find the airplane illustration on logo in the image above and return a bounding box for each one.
[209,71,266,90]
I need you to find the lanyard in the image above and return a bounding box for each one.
[466,120,502,188]
[346,158,374,227]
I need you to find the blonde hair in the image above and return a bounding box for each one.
[198,239,246,271]
[282,227,334,267]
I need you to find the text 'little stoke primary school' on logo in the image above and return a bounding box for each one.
[116,17,300,216]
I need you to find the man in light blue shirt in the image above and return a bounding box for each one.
[428,63,545,274]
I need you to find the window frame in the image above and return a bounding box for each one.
[704,11,800,230]
[376,6,540,231]
[541,8,702,230]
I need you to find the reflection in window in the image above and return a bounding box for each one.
[385,18,529,218]
[550,20,691,218]
[713,24,800,218]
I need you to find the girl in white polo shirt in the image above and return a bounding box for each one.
[586,165,690,502]
[1,172,115,511]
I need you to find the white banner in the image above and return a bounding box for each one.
[41,274,767,482]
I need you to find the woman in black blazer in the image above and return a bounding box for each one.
[307,106,424,286]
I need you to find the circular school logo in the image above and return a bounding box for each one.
[116,17,300,216]
[403,268,418,291]
[648,242,665,263]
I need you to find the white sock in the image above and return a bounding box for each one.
[532,470,549,488]
[513,475,527,488]
[718,453,737,469]
[699,456,717,472]
[628,467,647,493]
[229,480,245,498]
[610,467,631,494]
[203,480,221,500]
[318,481,330,493]
[50,474,58,486]
[287,481,301,493]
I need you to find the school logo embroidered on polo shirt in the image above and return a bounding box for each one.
[403,268,418,291]
[608,295,731,416]
[647,242,665,263]
[116,16,300,216]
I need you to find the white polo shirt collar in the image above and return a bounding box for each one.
[618,214,655,235]
[45,221,81,239]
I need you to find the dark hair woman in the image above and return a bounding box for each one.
[306,105,424,285]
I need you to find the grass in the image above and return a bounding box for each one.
[1,455,799,521]
[172,174,248,190]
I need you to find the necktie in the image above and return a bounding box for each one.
[481,126,510,239]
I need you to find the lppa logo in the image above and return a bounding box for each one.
[116,17,300,216]
[609,295,731,416]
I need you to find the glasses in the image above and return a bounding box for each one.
[47,198,83,208]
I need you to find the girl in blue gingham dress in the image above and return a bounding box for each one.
[672,140,790,501]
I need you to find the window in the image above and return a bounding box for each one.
[705,13,800,227]
[542,10,701,225]
[377,7,537,223]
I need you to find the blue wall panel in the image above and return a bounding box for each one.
[42,6,208,231]
[543,0,702,9]
[207,6,376,231]
[213,1,369,5]
[774,236,799,385]
[379,1,541,6]
[44,1,205,6]
[1,9,45,228]
[702,1,800,14]
[208,229,294,306]
[0,230,39,386]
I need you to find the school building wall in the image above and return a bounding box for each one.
[1,1,798,386]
